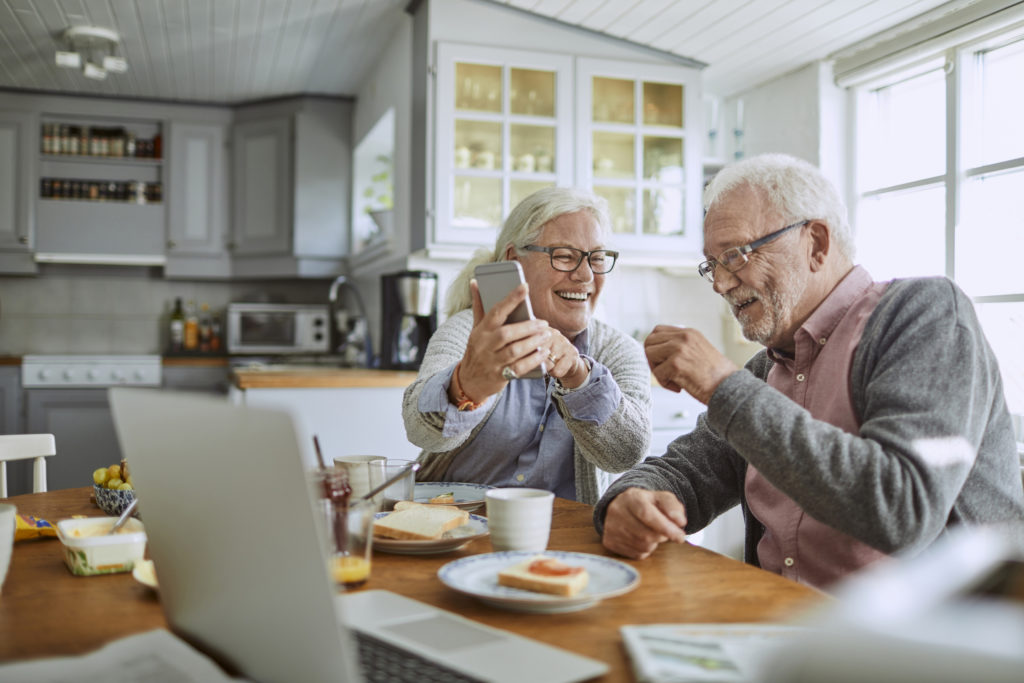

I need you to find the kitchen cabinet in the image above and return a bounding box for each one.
[432,43,574,250]
[232,97,353,278]
[23,389,120,493]
[423,44,703,264]
[576,58,703,262]
[165,121,231,279]
[0,109,37,274]
[0,365,20,436]
[34,115,165,265]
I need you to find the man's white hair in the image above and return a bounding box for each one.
[703,153,855,260]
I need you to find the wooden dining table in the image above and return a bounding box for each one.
[1,487,826,680]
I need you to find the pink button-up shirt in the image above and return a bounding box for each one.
[745,266,891,589]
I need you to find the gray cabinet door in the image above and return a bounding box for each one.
[0,110,36,273]
[25,389,120,493]
[166,121,231,278]
[232,117,292,256]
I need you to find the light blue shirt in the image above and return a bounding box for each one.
[415,329,615,500]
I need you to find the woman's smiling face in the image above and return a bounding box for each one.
[511,210,608,340]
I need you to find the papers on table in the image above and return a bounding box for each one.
[620,623,804,683]
[0,629,247,683]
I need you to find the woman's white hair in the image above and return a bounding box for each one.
[444,187,612,317]
[703,153,855,260]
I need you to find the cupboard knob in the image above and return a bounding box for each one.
[167,240,176,249]
[19,236,28,244]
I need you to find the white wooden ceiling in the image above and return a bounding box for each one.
[0,0,957,104]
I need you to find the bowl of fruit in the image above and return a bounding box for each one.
[92,460,137,517]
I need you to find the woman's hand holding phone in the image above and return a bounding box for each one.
[455,279,550,403]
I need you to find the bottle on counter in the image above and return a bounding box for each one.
[198,303,212,353]
[169,297,185,353]
[183,300,199,352]
[210,309,223,353]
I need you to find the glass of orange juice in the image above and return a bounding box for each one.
[328,496,375,590]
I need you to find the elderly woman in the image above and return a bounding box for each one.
[402,187,651,504]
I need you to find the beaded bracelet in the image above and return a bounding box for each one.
[451,361,482,411]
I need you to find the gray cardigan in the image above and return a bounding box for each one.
[403,310,652,504]
[595,276,1024,564]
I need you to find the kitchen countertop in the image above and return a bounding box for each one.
[232,366,419,389]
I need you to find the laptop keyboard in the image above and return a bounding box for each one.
[355,630,483,683]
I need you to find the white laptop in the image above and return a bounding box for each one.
[109,387,607,683]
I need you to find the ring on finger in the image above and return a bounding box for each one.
[548,353,559,364]
[501,366,518,381]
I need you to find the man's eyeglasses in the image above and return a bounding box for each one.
[523,245,619,274]
[697,220,809,284]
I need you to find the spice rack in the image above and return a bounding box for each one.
[35,115,166,258]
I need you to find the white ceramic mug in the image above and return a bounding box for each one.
[0,503,16,596]
[334,456,387,508]
[485,488,554,552]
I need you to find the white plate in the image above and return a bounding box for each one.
[413,482,494,512]
[132,559,158,590]
[438,551,640,613]
[373,513,489,555]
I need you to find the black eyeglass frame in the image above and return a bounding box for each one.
[522,244,620,274]
[697,219,809,283]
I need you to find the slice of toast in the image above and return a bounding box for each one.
[497,555,589,597]
[373,502,469,541]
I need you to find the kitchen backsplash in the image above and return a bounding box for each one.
[0,262,745,364]
[0,265,326,355]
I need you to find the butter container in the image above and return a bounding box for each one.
[56,517,147,576]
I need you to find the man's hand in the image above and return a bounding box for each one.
[644,325,738,403]
[601,488,688,560]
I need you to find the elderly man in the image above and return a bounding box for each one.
[595,153,1024,591]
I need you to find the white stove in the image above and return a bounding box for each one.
[21,355,162,388]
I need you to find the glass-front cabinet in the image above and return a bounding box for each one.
[576,58,702,260]
[435,43,573,248]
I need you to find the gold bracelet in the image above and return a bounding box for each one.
[451,361,482,411]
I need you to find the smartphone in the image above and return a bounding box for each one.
[474,261,545,379]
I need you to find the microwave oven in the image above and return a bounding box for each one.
[226,303,330,355]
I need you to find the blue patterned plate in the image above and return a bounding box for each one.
[373,512,488,555]
[437,550,640,613]
[413,482,494,512]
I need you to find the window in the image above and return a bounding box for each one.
[852,27,1024,432]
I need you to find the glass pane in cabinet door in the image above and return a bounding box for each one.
[510,68,555,117]
[643,187,683,236]
[455,120,502,171]
[453,176,502,229]
[511,124,555,174]
[593,132,634,180]
[595,186,635,234]
[455,62,502,113]
[593,77,634,123]
[643,136,683,181]
[643,82,683,127]
[510,180,554,210]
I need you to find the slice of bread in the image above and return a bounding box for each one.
[497,555,589,597]
[373,502,469,541]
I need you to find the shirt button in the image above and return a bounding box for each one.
[516,474,525,482]
[783,557,795,567]
[795,373,806,382]
[818,337,827,345]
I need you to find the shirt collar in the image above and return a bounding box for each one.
[766,265,874,364]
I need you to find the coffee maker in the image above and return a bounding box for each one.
[381,270,438,370]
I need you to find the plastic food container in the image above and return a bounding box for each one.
[56,517,147,576]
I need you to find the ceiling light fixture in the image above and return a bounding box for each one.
[55,26,127,81]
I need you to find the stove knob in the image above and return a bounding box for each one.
[133,370,144,382]
[111,370,125,383]
[63,369,75,382]
[37,369,51,381]
[87,369,99,381]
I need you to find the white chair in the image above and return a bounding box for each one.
[0,434,56,498]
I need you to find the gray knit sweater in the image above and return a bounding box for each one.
[595,276,1024,564]
[402,309,652,504]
